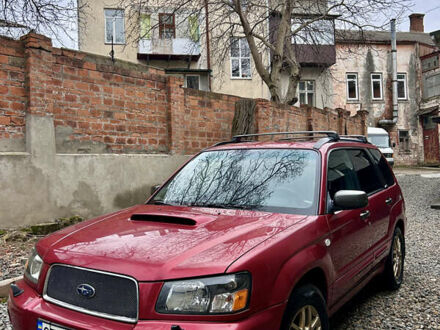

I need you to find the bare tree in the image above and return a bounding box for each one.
[117,0,411,105]
[0,0,84,46]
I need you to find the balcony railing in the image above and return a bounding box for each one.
[138,38,201,60]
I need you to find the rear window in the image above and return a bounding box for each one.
[369,149,395,187]
[151,149,320,215]
[346,149,383,194]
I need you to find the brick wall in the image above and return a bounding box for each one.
[0,37,26,151]
[0,32,366,155]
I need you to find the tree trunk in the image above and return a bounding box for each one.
[231,99,257,137]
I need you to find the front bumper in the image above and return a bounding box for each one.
[8,279,285,330]
[386,158,394,167]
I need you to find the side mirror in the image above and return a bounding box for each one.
[333,190,368,211]
[150,184,161,195]
[392,142,396,148]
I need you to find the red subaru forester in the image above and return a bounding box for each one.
[8,131,406,330]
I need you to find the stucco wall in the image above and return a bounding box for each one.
[0,115,189,228]
[331,43,422,165]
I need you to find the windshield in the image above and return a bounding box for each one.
[368,135,390,148]
[150,149,319,215]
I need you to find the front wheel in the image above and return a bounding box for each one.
[383,227,405,290]
[280,284,329,330]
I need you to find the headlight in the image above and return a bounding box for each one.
[24,247,43,284]
[156,273,251,314]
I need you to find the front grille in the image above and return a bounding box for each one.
[44,264,138,323]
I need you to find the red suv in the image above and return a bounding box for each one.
[8,131,406,330]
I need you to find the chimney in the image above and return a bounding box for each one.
[409,13,425,33]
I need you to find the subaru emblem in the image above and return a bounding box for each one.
[76,284,96,298]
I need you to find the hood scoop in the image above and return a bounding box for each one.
[130,214,196,226]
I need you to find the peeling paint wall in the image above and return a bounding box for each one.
[331,43,423,165]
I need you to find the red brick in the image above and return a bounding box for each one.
[0,116,11,125]
[0,86,8,94]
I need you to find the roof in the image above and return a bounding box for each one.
[336,29,436,47]
[367,127,388,135]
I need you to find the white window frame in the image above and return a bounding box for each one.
[397,73,408,100]
[298,80,315,106]
[185,75,200,90]
[346,73,359,101]
[104,9,125,44]
[371,73,383,100]
[230,37,252,79]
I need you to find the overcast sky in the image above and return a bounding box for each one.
[398,0,440,32]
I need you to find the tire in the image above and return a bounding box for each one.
[280,284,329,330]
[383,227,405,290]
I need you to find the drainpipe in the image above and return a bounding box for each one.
[204,0,211,91]
[379,19,398,126]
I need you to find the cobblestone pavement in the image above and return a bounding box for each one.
[2,170,440,329]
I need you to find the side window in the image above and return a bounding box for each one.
[369,149,395,187]
[327,150,360,200]
[346,149,383,194]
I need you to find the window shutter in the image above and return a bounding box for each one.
[189,16,199,42]
[140,14,151,39]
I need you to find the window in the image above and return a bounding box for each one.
[299,81,315,106]
[371,73,383,100]
[105,9,125,44]
[397,73,407,100]
[292,19,335,45]
[185,75,200,90]
[188,16,200,42]
[347,149,383,194]
[346,73,358,101]
[369,149,395,187]
[159,13,175,39]
[151,149,319,215]
[398,130,410,152]
[327,150,360,201]
[230,38,251,79]
[140,14,151,39]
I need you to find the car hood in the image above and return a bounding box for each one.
[39,204,307,281]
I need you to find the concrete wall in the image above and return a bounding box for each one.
[0,114,189,228]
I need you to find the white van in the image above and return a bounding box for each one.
[367,127,395,166]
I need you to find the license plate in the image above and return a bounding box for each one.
[37,319,70,330]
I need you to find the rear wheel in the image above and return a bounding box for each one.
[281,284,329,330]
[383,227,405,290]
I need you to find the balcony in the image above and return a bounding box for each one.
[138,38,201,61]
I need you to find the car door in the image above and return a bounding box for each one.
[367,148,398,260]
[325,149,373,303]
[346,149,389,254]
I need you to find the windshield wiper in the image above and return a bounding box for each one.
[188,203,260,210]
[151,200,176,206]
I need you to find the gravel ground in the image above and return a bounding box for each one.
[1,172,440,329]
[331,172,440,329]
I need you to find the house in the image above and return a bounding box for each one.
[419,50,440,165]
[78,2,438,165]
[330,14,437,165]
[78,0,211,91]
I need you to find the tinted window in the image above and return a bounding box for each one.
[327,150,360,200]
[151,149,319,215]
[347,149,383,194]
[369,149,395,187]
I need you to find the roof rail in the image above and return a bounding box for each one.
[340,135,369,143]
[211,131,368,150]
[232,131,340,142]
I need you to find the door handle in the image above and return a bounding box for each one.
[360,210,370,221]
[385,197,393,205]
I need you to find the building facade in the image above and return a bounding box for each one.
[78,3,438,165]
